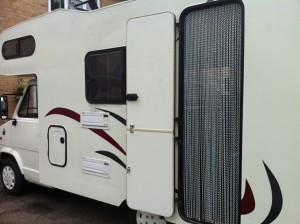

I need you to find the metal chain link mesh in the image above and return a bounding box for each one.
[182,2,243,224]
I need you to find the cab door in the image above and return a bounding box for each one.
[126,12,175,217]
[11,82,39,180]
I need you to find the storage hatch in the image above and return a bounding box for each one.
[48,125,67,167]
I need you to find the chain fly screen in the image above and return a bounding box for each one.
[180,1,244,224]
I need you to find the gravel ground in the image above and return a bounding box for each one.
[0,182,130,224]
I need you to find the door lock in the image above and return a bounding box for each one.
[130,125,134,133]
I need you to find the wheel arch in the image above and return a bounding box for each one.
[0,148,24,175]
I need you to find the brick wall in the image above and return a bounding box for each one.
[102,0,124,7]
[0,0,48,33]
[0,76,18,120]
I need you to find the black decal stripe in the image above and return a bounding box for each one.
[96,108,126,126]
[96,151,126,169]
[261,161,283,224]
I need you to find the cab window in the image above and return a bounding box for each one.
[18,85,38,118]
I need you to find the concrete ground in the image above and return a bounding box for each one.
[0,183,131,224]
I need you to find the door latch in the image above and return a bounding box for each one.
[126,94,138,101]
[130,125,134,133]
[127,166,131,174]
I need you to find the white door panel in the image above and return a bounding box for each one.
[11,118,39,175]
[126,12,175,217]
[11,119,39,153]
[48,126,66,167]
[11,83,39,176]
[127,131,174,216]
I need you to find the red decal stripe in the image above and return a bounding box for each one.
[45,107,126,155]
[91,128,126,155]
[46,108,80,122]
[241,179,255,215]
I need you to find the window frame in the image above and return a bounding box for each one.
[48,0,101,12]
[2,36,36,60]
[49,0,65,11]
[85,47,126,105]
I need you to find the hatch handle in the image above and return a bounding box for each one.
[126,94,138,101]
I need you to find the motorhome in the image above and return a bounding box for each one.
[0,0,299,223]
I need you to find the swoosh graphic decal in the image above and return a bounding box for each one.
[46,107,126,156]
[241,179,255,215]
[90,128,126,155]
[261,161,283,224]
[46,107,80,122]
[95,108,126,126]
[96,151,126,169]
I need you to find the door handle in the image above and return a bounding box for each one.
[126,94,138,101]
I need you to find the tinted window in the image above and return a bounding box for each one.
[2,41,18,58]
[85,48,126,104]
[20,37,35,57]
[51,0,65,11]
[2,36,35,60]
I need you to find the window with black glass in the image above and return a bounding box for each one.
[51,0,65,11]
[2,36,35,60]
[85,47,126,104]
[18,85,38,118]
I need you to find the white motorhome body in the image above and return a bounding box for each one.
[0,0,299,223]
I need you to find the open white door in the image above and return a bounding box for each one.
[126,12,175,217]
